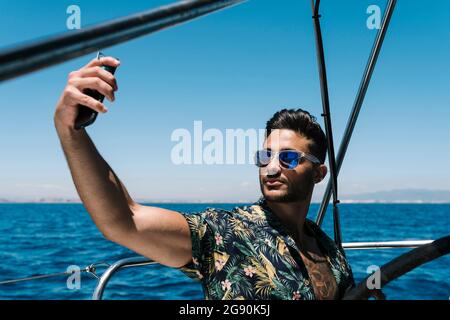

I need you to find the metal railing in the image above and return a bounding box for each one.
[342,240,433,250]
[92,239,434,300]
[316,0,397,226]
[0,0,247,82]
[344,236,450,300]
[92,256,158,300]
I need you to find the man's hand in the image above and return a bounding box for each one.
[54,56,120,131]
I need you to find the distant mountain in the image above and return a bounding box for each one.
[340,189,450,203]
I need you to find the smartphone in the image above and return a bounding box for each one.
[74,52,118,130]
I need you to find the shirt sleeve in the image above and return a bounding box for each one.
[176,209,219,282]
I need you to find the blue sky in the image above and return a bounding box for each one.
[0,0,449,202]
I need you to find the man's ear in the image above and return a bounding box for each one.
[315,164,327,183]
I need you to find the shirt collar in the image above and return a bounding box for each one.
[253,196,332,253]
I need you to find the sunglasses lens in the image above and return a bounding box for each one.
[255,150,271,167]
[279,151,300,169]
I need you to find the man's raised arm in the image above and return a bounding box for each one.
[53,56,191,268]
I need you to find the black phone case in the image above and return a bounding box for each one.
[74,64,117,130]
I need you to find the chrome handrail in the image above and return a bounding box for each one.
[344,236,450,300]
[92,239,435,300]
[92,256,158,300]
[342,240,433,250]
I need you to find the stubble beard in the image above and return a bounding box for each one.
[259,176,314,203]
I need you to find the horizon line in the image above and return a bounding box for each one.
[1,199,450,204]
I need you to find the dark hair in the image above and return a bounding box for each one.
[265,108,327,164]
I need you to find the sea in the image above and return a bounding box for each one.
[0,203,448,300]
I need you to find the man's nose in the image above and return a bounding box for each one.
[263,156,281,176]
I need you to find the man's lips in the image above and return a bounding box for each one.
[264,179,285,187]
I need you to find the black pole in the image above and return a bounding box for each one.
[316,0,397,226]
[343,235,450,300]
[310,0,342,248]
[0,0,246,83]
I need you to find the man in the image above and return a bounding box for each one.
[54,56,354,300]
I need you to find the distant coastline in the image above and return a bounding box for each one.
[1,199,449,205]
[1,189,449,204]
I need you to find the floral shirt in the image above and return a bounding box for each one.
[177,197,354,300]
